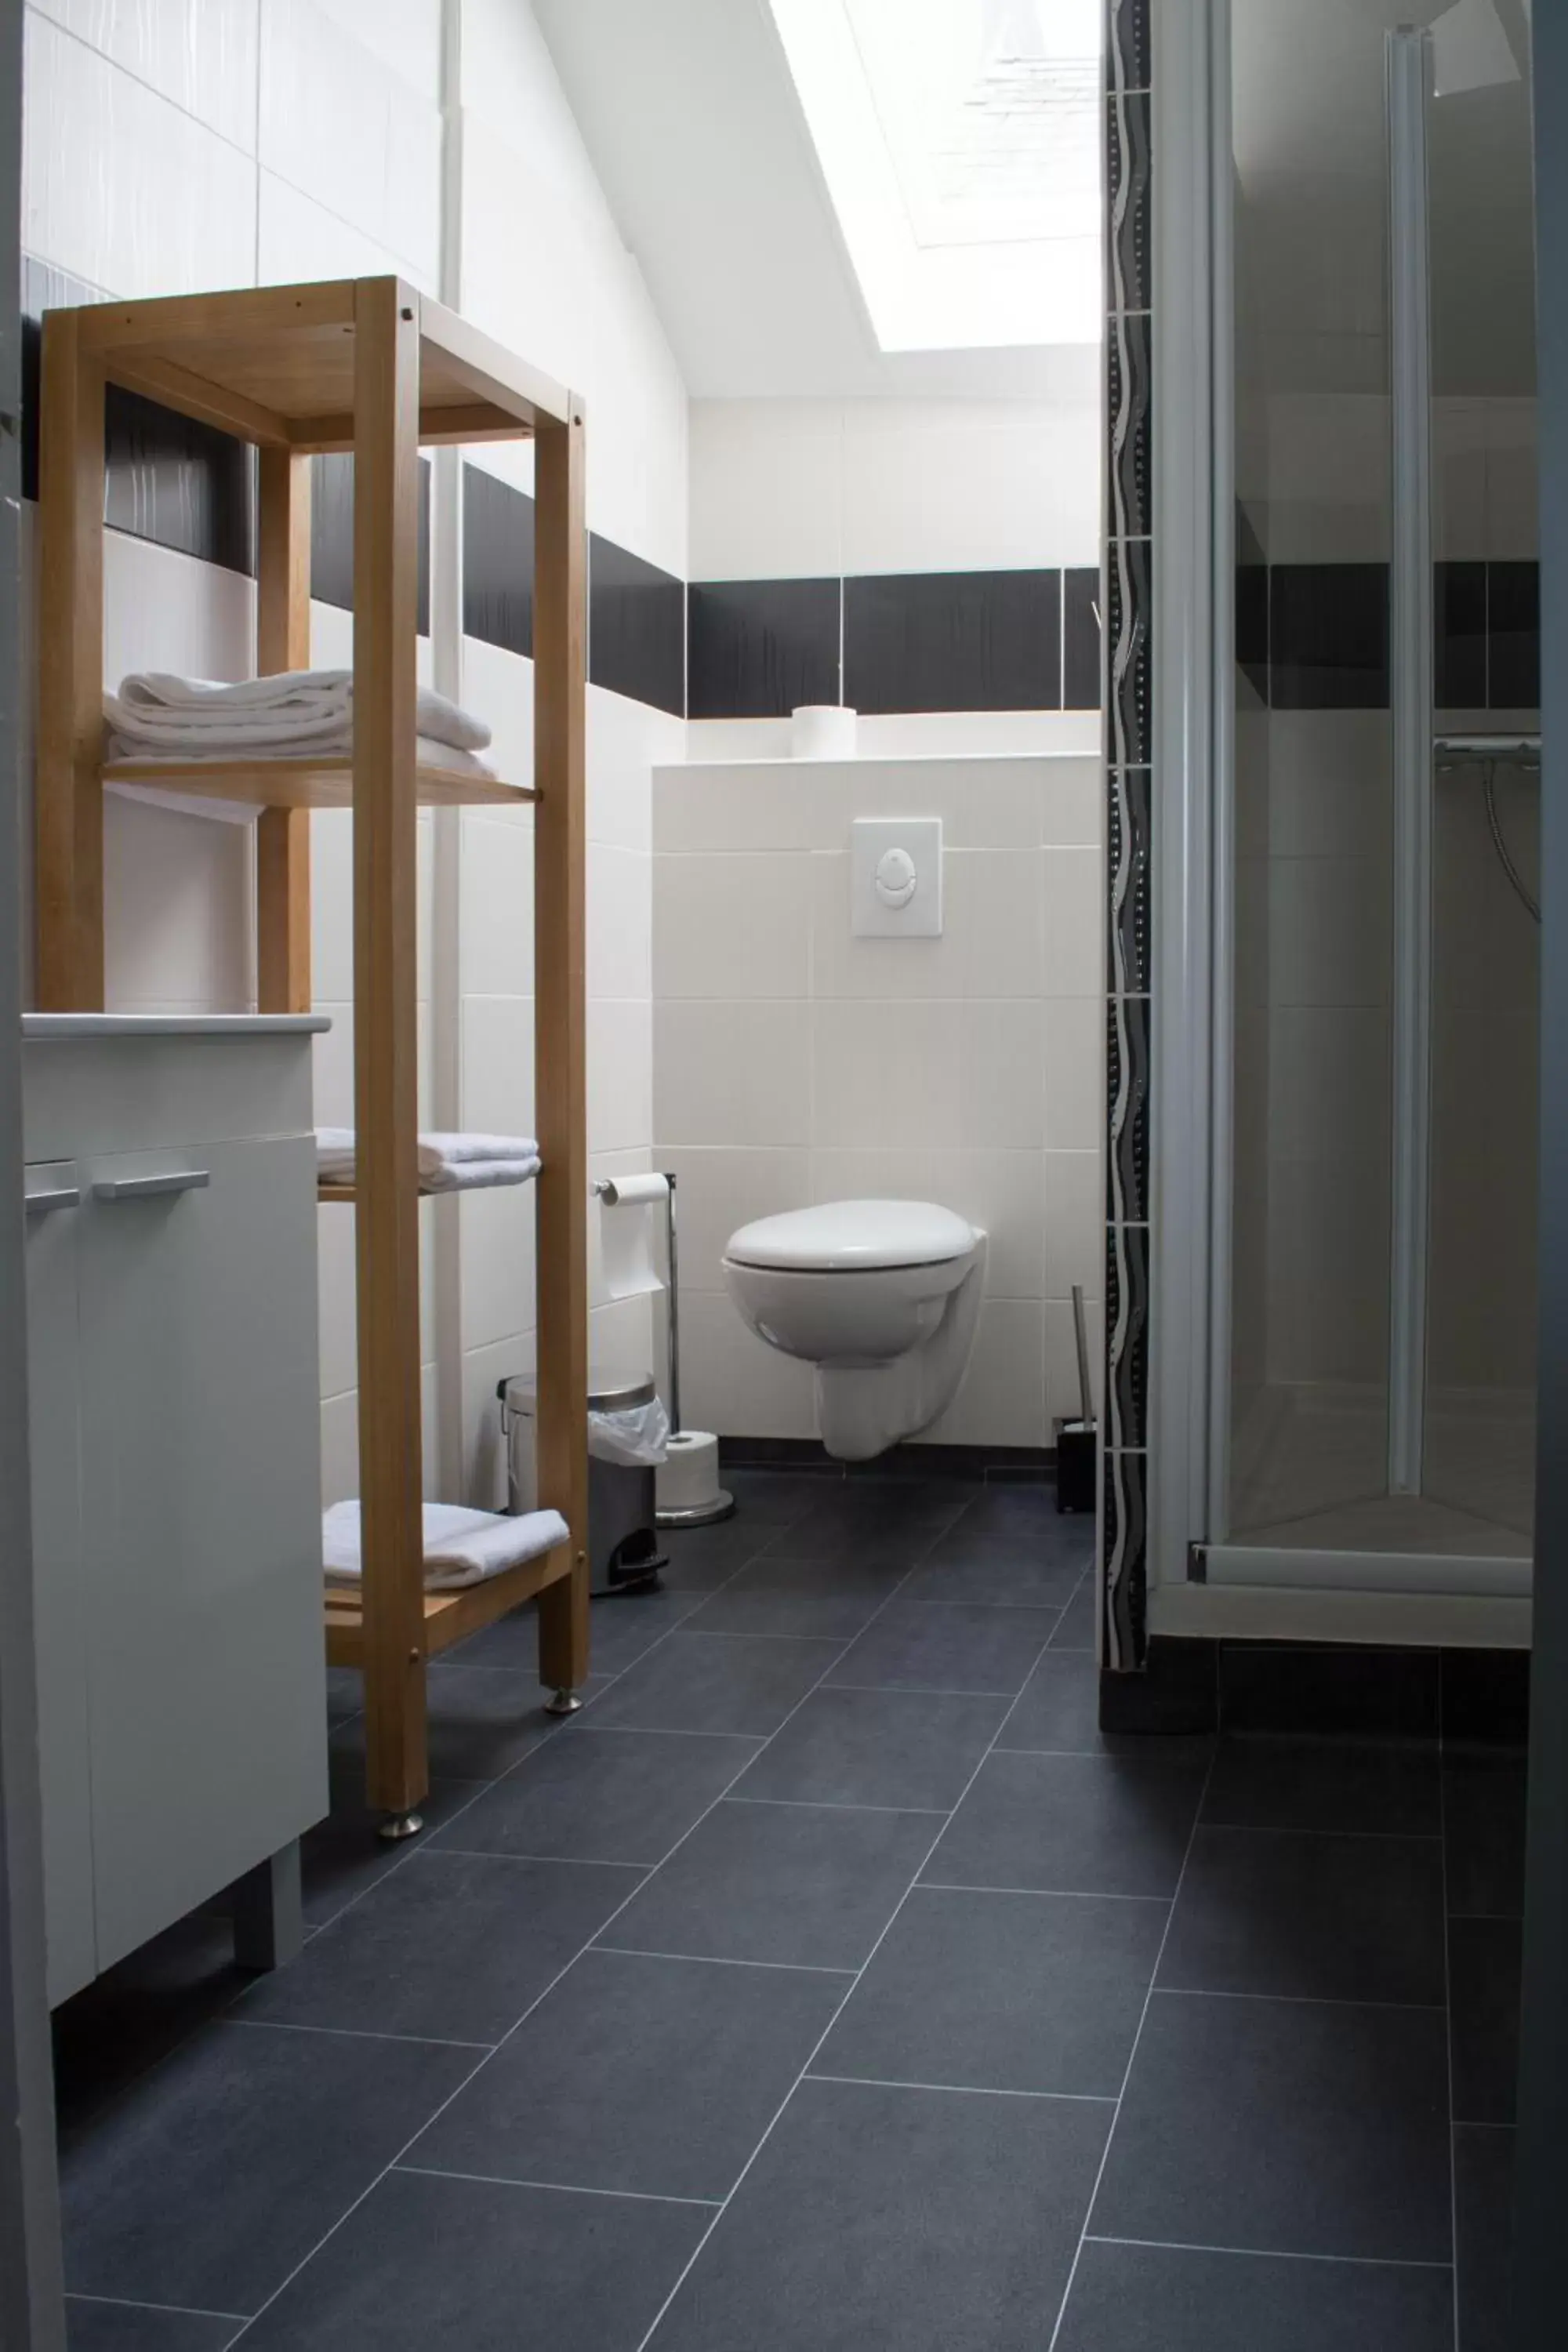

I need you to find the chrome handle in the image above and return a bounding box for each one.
[93,1170,210,1203]
[24,1185,80,1217]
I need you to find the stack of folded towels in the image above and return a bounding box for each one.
[317,1130,541,1193]
[103,669,498,779]
[323,1500,570,1592]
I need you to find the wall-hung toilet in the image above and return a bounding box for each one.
[722,1200,987,1461]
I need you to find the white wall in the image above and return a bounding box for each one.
[652,754,1105,1451]
[20,0,689,1508]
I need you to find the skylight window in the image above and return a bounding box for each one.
[768,0,1103,352]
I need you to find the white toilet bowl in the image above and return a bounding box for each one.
[721,1200,987,1461]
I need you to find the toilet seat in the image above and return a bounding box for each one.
[725,1199,977,1274]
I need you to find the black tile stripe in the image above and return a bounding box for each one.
[589,533,684,717]
[1107,763,1151,996]
[1269,562,1388,710]
[687,578,840,719]
[310,452,432,637]
[463,463,535,658]
[1064,568,1102,710]
[843,569,1062,715]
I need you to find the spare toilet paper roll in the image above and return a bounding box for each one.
[597,1171,668,1301]
[792,703,857,760]
[657,1429,724,1512]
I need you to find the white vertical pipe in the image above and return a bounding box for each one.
[430,0,466,1499]
[1386,28,1435,1497]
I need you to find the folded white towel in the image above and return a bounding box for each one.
[323,1500,569,1591]
[316,1130,541,1191]
[107,670,492,756]
[107,729,499,782]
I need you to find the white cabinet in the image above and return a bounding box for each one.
[22,1018,329,2005]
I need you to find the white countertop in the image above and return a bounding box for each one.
[23,1014,331,1039]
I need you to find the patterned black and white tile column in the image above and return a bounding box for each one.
[1102,0,1153,1672]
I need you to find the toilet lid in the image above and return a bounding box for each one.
[725,1200,976,1273]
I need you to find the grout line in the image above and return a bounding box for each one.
[804,2073,1117,2104]
[1192,1821,1444,1846]
[919,1880,1171,1904]
[224,1541,948,2339]
[570,1721,765,1742]
[1082,2233,1454,2272]
[1044,1748,1219,2350]
[1152,1985,1447,2016]
[722,1796,949,1817]
[426,1846,666,1869]
[626,1592,1047,2352]
[394,2164,722,2209]
[822,1680,1034,1700]
[225,2016,494,2053]
[64,2292,253,2322]
[591,1944,857,1976]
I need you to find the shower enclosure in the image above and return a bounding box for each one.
[1211,0,1538,1596]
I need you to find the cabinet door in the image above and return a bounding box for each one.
[24,1163,97,2005]
[77,1134,328,1970]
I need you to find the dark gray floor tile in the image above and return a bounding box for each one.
[1203,1736,1442,1836]
[1444,1755,1528,1918]
[816,1885,1165,2096]
[238,1850,641,2044]
[606,1798,937,1969]
[827,1602,1056,1696]
[328,1668,598,1783]
[681,1555,908,1640]
[451,1588,702,1675]
[950,1483,1090,1545]
[899,1543,1085,1610]
[429,1728,759,1866]
[238,2166,709,2351]
[1220,1644,1439,1740]
[1159,1827,1447,2006]
[1093,1990,1453,2263]
[1455,2124,1513,2352]
[1000,1649,1211,1758]
[1054,2239,1454,2350]
[721,1468,830,1526]
[52,1913,250,2138]
[731,1686,1008,1811]
[757,1484,969,1567]
[926,1751,1207,1898]
[647,2076,1106,2352]
[67,2303,241,2351]
[658,1518,774,1589]
[1449,1917,1522,2126]
[325,1668,363,1723]
[60,2020,473,2315]
[414,1948,844,2199]
[1049,1577,1098,1650]
[302,1771,485,1927]
[589,1632,842,1737]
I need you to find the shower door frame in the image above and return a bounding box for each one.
[1139,0,1532,1649]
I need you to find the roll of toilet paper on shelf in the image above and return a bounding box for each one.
[597,1172,668,1302]
[792,703,857,760]
[657,1428,724,1513]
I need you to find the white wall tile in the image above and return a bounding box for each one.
[462,993,535,1136]
[461,637,535,800]
[257,169,426,290]
[1046,1293,1105,1425]
[1042,1000,1104,1150]
[840,399,1101,575]
[312,0,439,98]
[590,687,678,852]
[684,713,1103,764]
[459,815,534,998]
[655,853,812,1000]
[33,0,260,151]
[654,1146,814,1291]
[655,1001,812,1147]
[460,1177,538,1355]
[319,1388,358,1508]
[677,1292,818,1440]
[25,9,257,297]
[462,1331,535,1512]
[921,1300,1047,1448]
[653,764,824,855]
[589,844,653,1004]
[811,1000,1045,1151]
[589,999,654,1155]
[259,0,440,281]
[1043,1150,1104,1302]
[814,757,1047,851]
[1486,399,1538,561]
[809,851,1045,1003]
[688,400,844,580]
[1040,849,1103,998]
[1268,855,1392,1010]
[103,793,254,1011]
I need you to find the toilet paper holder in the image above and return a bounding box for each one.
[593,1171,735,1528]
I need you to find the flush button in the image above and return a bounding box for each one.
[874,847,918,908]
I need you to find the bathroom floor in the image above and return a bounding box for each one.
[53,1471,1521,2350]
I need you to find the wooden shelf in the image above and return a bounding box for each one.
[324,1541,575,1667]
[103,756,537,811]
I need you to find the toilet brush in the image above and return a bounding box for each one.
[655,1174,735,1529]
[1056,1283,1098,1515]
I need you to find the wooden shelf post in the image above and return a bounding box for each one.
[532,401,590,1706]
[350,280,429,1824]
[256,448,313,1013]
[34,311,105,1010]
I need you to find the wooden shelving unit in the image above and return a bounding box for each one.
[34,276,590,1834]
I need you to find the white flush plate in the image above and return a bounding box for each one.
[851,816,943,938]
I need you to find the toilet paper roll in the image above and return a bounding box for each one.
[656,1429,724,1512]
[792,703,858,760]
[597,1171,668,1301]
